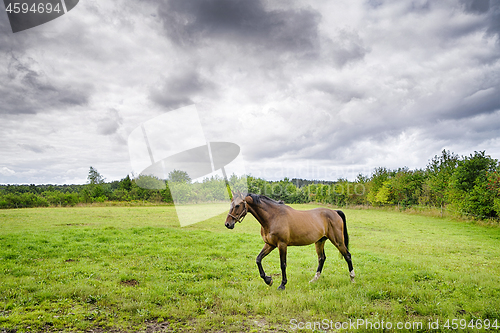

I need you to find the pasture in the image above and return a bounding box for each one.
[0,205,499,332]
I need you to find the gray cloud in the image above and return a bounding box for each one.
[158,0,321,57]
[459,0,500,42]
[330,29,369,68]
[149,70,215,110]
[307,80,365,103]
[1,55,91,115]
[461,0,490,14]
[485,2,500,41]
[454,87,500,119]
[18,143,54,153]
[413,110,500,160]
[97,109,124,136]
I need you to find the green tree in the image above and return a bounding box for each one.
[120,175,133,191]
[87,166,105,185]
[374,181,391,205]
[83,167,109,202]
[135,175,165,190]
[390,168,425,208]
[425,149,459,210]
[487,172,500,216]
[449,151,498,218]
[367,167,393,206]
[168,170,191,183]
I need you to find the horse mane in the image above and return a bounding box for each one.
[247,193,284,205]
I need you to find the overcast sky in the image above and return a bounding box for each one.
[1,0,499,184]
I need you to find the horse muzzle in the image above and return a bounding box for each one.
[225,221,235,229]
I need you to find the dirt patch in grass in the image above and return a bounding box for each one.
[120,279,139,287]
[58,223,90,226]
[141,321,171,333]
[0,328,18,333]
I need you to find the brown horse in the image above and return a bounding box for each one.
[225,192,355,290]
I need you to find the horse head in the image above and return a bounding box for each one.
[225,190,247,229]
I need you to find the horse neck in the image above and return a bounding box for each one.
[246,199,272,229]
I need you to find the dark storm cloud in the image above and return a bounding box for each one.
[1,54,91,115]
[418,110,500,153]
[0,3,97,117]
[485,2,500,40]
[424,86,500,123]
[461,0,490,14]
[149,70,215,110]
[454,87,500,119]
[157,0,321,56]
[461,0,500,41]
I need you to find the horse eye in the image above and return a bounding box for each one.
[235,204,240,209]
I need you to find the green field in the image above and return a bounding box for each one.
[1,205,500,332]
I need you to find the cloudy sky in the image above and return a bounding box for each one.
[1,0,499,184]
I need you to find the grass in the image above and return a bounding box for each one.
[0,205,500,332]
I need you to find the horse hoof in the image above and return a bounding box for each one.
[310,272,320,283]
[265,277,273,286]
[277,285,286,290]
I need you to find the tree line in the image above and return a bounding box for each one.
[1,150,499,219]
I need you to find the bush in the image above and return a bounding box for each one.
[42,191,80,206]
[0,193,49,208]
[449,151,498,218]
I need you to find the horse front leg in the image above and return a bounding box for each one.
[277,243,287,290]
[310,239,326,283]
[256,243,275,286]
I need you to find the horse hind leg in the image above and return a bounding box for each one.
[327,216,355,283]
[330,240,355,283]
[339,244,355,283]
[310,237,327,283]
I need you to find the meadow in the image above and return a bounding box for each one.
[0,204,499,332]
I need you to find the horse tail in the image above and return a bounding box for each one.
[335,210,348,250]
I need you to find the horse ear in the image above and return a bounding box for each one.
[237,190,242,197]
